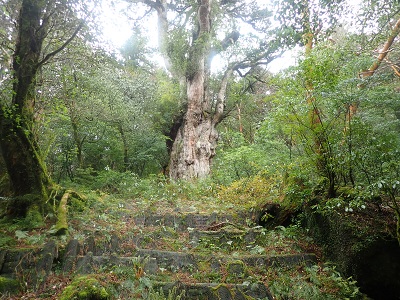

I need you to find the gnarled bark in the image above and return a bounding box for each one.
[0,0,51,214]
[169,0,215,180]
[0,0,85,216]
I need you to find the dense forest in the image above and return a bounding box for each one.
[0,0,400,299]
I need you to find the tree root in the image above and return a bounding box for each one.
[54,189,87,235]
[55,191,69,235]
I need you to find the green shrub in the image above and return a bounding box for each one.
[60,275,109,300]
[145,286,185,300]
[217,174,281,208]
[72,168,139,194]
[268,265,363,300]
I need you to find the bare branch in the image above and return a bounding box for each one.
[37,21,85,68]
[214,68,233,124]
[361,16,400,78]
[232,51,282,77]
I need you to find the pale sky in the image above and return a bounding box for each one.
[99,1,135,49]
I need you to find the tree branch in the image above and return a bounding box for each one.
[232,51,282,77]
[208,30,240,62]
[360,16,400,78]
[213,68,233,124]
[37,21,85,68]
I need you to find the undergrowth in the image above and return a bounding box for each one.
[0,170,371,300]
[268,264,363,300]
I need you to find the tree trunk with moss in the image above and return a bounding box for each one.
[0,0,51,216]
[0,0,83,216]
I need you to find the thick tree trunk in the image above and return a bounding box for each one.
[169,67,233,179]
[0,116,50,196]
[1,0,83,214]
[169,66,232,179]
[169,70,218,179]
[147,0,236,180]
[169,120,218,179]
[168,0,219,180]
[0,144,12,196]
[0,0,51,216]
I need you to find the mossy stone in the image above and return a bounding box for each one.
[60,275,109,300]
[227,260,247,280]
[0,276,21,294]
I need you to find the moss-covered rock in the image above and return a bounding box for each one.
[305,208,400,300]
[0,276,21,294]
[60,275,110,300]
[227,260,247,281]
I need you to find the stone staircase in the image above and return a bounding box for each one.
[0,210,318,299]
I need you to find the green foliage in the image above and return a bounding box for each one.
[73,169,138,194]
[60,275,110,300]
[0,232,15,247]
[268,264,362,300]
[129,131,169,176]
[39,47,165,181]
[212,145,265,184]
[258,34,400,201]
[271,0,347,48]
[217,174,281,208]
[68,170,219,205]
[213,126,290,185]
[0,276,21,295]
[166,27,190,76]
[133,176,218,204]
[281,163,316,207]
[145,286,185,300]
[120,30,153,69]
[372,179,400,244]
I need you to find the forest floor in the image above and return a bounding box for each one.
[0,180,367,299]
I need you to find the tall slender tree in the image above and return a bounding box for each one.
[272,0,346,197]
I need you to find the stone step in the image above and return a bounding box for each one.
[131,212,255,231]
[71,249,317,276]
[74,252,159,275]
[73,226,278,257]
[153,281,273,300]
[136,249,197,271]
[0,241,57,286]
[66,224,265,257]
[189,227,265,247]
